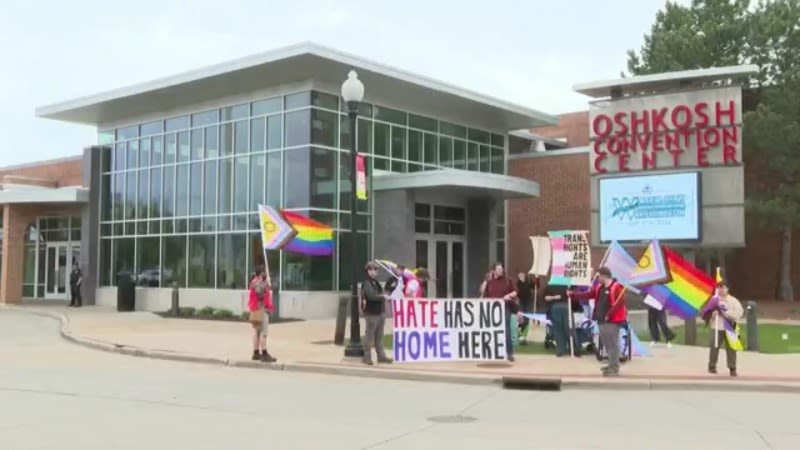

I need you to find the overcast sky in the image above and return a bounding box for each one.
[0,0,682,167]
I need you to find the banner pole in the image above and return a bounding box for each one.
[567,294,575,358]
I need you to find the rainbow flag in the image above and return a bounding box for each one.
[643,246,715,320]
[258,205,297,251]
[281,210,334,256]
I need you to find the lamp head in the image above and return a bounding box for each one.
[340,70,365,105]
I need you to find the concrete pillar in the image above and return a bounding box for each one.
[466,199,491,297]
[80,146,103,305]
[1,205,33,304]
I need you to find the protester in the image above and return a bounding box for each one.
[248,266,276,363]
[68,262,83,307]
[516,273,534,345]
[647,304,676,347]
[481,263,518,362]
[544,281,572,357]
[361,262,392,365]
[705,282,744,376]
[569,267,627,376]
[404,268,429,298]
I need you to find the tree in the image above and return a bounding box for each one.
[627,0,800,301]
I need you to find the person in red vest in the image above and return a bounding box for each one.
[569,267,627,377]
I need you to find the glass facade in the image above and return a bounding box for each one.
[98,90,507,291]
[20,217,82,298]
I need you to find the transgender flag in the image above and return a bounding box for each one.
[599,241,641,294]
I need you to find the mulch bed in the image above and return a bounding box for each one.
[154,312,302,324]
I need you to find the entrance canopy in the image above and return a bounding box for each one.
[0,184,88,205]
[373,170,539,200]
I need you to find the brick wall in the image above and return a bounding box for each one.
[0,156,83,187]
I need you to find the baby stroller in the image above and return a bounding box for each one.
[594,321,634,363]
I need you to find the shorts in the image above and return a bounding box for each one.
[251,310,270,336]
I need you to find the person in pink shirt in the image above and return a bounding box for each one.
[248,265,276,363]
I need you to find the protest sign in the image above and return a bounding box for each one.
[392,298,507,363]
[548,230,592,286]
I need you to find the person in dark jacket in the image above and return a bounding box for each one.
[69,262,83,307]
[570,267,627,376]
[647,304,676,347]
[361,262,392,365]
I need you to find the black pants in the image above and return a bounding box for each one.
[647,308,675,342]
[70,285,82,306]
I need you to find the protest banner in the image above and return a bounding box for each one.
[548,230,592,286]
[392,298,507,363]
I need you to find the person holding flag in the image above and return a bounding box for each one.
[704,276,744,377]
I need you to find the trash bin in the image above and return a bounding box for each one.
[117,271,136,312]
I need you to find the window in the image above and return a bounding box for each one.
[222,103,249,121]
[149,168,161,218]
[203,160,217,215]
[117,125,139,140]
[285,110,310,147]
[191,129,203,160]
[188,235,215,288]
[177,131,190,163]
[267,115,281,149]
[439,137,453,167]
[338,232,369,290]
[440,122,467,139]
[218,158,232,214]
[165,133,177,164]
[284,147,336,209]
[136,237,160,287]
[233,157,249,213]
[249,233,280,284]
[114,143,125,171]
[140,121,163,137]
[374,123,390,158]
[467,143,479,171]
[99,239,111,286]
[468,128,491,144]
[285,91,311,110]
[391,126,406,160]
[433,205,466,235]
[127,140,138,169]
[491,147,504,174]
[423,133,437,165]
[250,153,265,209]
[338,153,368,213]
[479,145,491,172]
[192,110,218,127]
[415,203,431,233]
[162,235,187,287]
[311,91,339,110]
[251,117,265,151]
[358,118,372,154]
[409,114,438,133]
[176,164,189,216]
[282,252,333,291]
[234,120,248,154]
[311,109,338,147]
[189,163,202,215]
[220,123,232,156]
[408,130,423,164]
[252,97,282,116]
[205,126,219,159]
[374,106,406,125]
[152,136,163,165]
[137,170,149,219]
[125,171,137,220]
[165,116,190,132]
[163,165,175,217]
[140,138,151,167]
[453,140,466,169]
[101,174,111,221]
[266,151,282,207]
[112,238,135,286]
[492,133,505,148]
[218,234,247,289]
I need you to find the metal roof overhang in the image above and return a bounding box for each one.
[0,185,88,205]
[35,42,557,131]
[373,170,539,200]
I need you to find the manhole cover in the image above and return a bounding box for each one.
[476,362,512,369]
[426,415,477,424]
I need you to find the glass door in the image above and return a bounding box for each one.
[421,239,466,299]
[45,244,69,299]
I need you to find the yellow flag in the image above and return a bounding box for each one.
[715,266,723,284]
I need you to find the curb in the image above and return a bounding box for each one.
[5,307,800,393]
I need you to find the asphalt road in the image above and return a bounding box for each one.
[0,310,798,450]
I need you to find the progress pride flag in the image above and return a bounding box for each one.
[392,298,507,363]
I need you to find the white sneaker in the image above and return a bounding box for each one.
[666,341,672,349]
[649,341,656,347]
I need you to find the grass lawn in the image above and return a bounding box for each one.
[640,323,800,354]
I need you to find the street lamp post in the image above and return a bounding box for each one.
[341,70,365,358]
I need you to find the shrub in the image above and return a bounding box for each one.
[197,306,216,317]
[240,311,250,321]
[178,307,196,317]
[213,308,234,318]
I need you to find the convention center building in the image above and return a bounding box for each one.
[0,43,790,317]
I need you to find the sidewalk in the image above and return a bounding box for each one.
[8,303,800,391]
